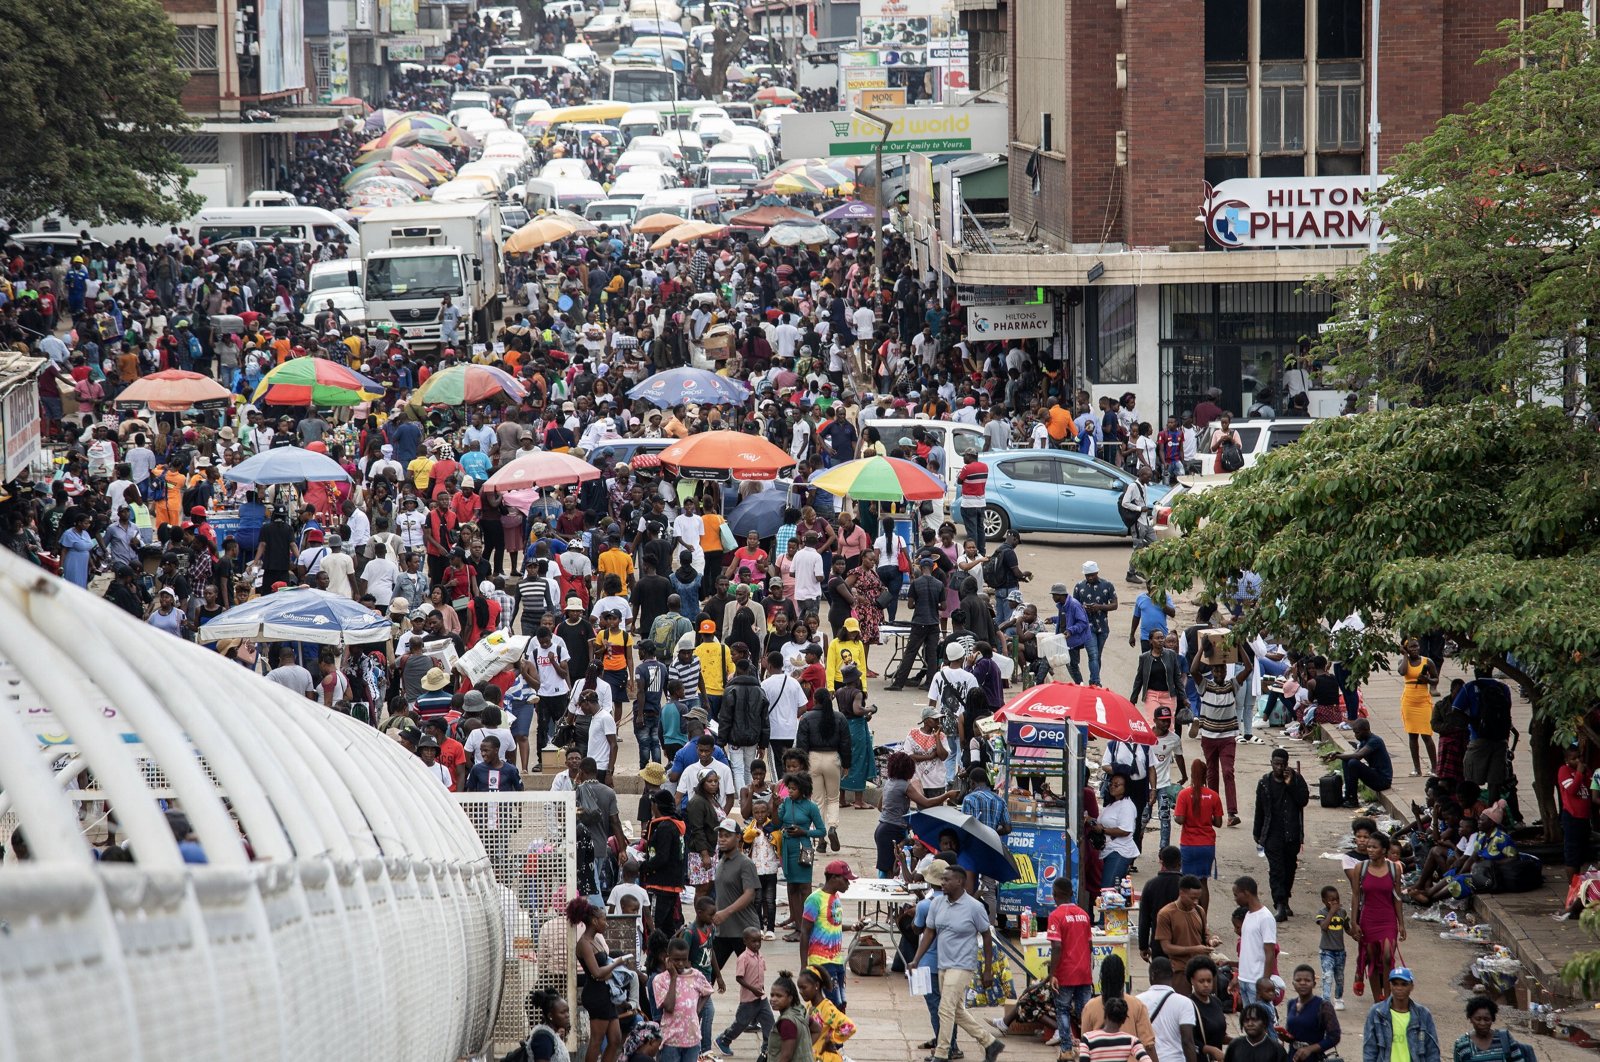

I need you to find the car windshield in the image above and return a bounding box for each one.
[706,166,755,185]
[365,255,462,300]
[589,204,636,220]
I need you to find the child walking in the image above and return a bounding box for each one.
[1314,884,1349,1010]
[716,927,774,1059]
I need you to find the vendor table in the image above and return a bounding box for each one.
[838,877,922,961]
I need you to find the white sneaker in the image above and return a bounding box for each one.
[1334,999,1346,1011]
[1337,722,1352,731]
[990,1018,1008,1037]
[1045,1032,1060,1047]
[763,930,775,940]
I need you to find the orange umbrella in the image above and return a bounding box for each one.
[649,220,730,251]
[631,212,687,236]
[114,369,233,412]
[659,430,797,481]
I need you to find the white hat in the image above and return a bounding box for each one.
[945,642,965,662]
[1082,561,1100,574]
[390,596,411,613]
[460,476,475,488]
[716,817,739,833]
[478,580,496,595]
[565,597,584,610]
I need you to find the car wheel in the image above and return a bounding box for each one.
[982,505,1009,540]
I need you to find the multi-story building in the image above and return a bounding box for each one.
[943,0,1588,423]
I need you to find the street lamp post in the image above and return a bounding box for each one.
[853,107,894,304]
[1367,0,1381,257]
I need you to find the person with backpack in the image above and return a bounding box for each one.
[1452,995,1534,1062]
[983,530,1030,627]
[1210,414,1245,474]
[1453,669,1514,801]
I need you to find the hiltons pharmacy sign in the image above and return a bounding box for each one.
[1202,176,1392,250]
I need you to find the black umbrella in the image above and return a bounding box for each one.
[727,490,791,540]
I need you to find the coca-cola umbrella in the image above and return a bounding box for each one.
[994,683,1157,745]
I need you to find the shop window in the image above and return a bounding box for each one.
[1086,285,1138,385]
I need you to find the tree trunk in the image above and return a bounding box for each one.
[1528,714,1563,844]
[690,25,750,99]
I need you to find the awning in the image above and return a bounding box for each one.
[199,118,343,135]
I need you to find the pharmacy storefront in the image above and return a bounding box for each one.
[944,175,1381,424]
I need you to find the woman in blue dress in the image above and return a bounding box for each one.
[59,512,96,587]
[778,771,827,941]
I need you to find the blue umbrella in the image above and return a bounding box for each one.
[223,447,352,485]
[627,368,752,408]
[199,587,393,646]
[727,490,792,540]
[908,805,1019,883]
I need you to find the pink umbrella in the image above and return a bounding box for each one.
[484,451,601,491]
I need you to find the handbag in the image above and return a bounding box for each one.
[798,844,815,868]
[875,586,894,610]
[718,520,736,552]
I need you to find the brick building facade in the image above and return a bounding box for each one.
[947,0,1588,423]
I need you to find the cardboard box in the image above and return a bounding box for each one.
[1198,628,1243,666]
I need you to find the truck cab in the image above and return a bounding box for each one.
[360,203,501,353]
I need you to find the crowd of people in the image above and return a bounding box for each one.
[1,10,1590,1062]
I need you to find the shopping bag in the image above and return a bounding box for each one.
[964,951,1014,1007]
[908,966,933,996]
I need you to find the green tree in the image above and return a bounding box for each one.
[1139,402,1600,840]
[1316,11,1600,414]
[0,0,200,225]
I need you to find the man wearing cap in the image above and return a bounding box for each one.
[320,534,356,598]
[1360,967,1439,1062]
[911,851,1005,1062]
[1048,582,1092,682]
[800,860,855,1009]
[956,449,990,551]
[1253,748,1310,922]
[1071,561,1118,687]
[712,817,761,966]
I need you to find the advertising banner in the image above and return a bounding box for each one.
[780,107,1007,159]
[859,88,906,108]
[1,379,42,481]
[390,0,418,32]
[1201,176,1392,250]
[966,303,1055,341]
[997,823,1074,914]
[328,34,351,99]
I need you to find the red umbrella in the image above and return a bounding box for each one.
[631,453,663,471]
[995,683,1157,745]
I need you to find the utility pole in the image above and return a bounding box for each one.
[853,107,893,303]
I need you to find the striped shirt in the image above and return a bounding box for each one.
[961,787,1010,833]
[1079,1029,1151,1062]
[1197,675,1242,739]
[669,658,703,707]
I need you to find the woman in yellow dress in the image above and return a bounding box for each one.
[798,967,855,1062]
[1398,637,1440,777]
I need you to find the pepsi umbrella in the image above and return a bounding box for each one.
[821,201,883,223]
[199,587,392,645]
[907,805,1019,884]
[727,490,791,540]
[627,367,752,408]
[223,447,353,486]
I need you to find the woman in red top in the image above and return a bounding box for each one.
[441,551,476,633]
[1174,758,1224,913]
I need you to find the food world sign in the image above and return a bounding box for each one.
[779,107,1007,160]
[965,303,1054,341]
[1201,176,1392,250]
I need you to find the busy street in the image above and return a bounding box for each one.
[2,1,1600,1062]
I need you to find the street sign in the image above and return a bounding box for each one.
[859,88,907,108]
[965,303,1055,341]
[779,106,1007,160]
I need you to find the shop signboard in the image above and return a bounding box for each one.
[354,0,375,30]
[387,37,426,61]
[859,88,906,109]
[2,377,43,480]
[965,303,1055,341]
[779,107,1007,160]
[1201,176,1392,250]
[390,0,418,32]
[997,822,1072,914]
[328,34,351,99]
[861,0,942,17]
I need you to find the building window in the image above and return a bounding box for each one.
[1316,61,1363,150]
[1086,285,1139,385]
[174,25,218,71]
[1259,62,1305,154]
[1204,65,1248,154]
[169,134,220,165]
[310,42,331,96]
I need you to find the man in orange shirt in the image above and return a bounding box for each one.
[1045,398,1078,448]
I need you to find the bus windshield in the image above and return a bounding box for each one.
[365,254,463,300]
[608,66,677,104]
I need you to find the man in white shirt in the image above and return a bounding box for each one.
[1138,957,1200,1062]
[774,318,800,359]
[791,533,825,614]
[361,542,400,606]
[675,736,735,812]
[672,498,706,572]
[585,697,618,778]
[788,410,814,462]
[1233,876,1279,1010]
[344,505,371,553]
[320,535,357,598]
[851,302,875,344]
[761,654,806,748]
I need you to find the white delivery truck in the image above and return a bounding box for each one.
[359,202,502,353]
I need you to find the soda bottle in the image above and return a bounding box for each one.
[1021,906,1035,938]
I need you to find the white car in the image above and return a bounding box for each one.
[583,11,626,39]
[312,286,367,326]
[1205,417,1315,469]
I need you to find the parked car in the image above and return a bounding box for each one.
[1202,417,1314,469]
[952,449,1175,540]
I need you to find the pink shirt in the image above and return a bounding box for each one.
[736,948,767,1003]
[652,969,713,1047]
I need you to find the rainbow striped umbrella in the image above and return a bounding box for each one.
[252,358,385,407]
[809,456,946,502]
[410,364,527,405]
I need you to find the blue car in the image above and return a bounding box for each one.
[953,449,1173,539]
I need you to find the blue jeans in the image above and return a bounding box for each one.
[1239,980,1259,1011]
[960,505,987,553]
[817,961,846,1009]
[995,592,1016,628]
[658,1045,701,1062]
[1056,984,1093,1050]
[699,997,715,1051]
[1070,629,1108,686]
[635,717,662,767]
[879,566,905,622]
[1099,851,1132,911]
[1320,948,1346,1001]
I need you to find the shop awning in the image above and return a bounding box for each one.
[199,118,343,135]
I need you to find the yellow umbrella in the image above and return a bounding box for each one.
[631,212,688,236]
[503,216,583,254]
[649,220,731,251]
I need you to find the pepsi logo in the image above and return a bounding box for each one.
[1018,724,1039,742]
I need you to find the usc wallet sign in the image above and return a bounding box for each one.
[1201,176,1393,250]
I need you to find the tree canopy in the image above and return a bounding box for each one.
[1315,11,1600,414]
[1139,403,1600,833]
[0,0,200,225]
